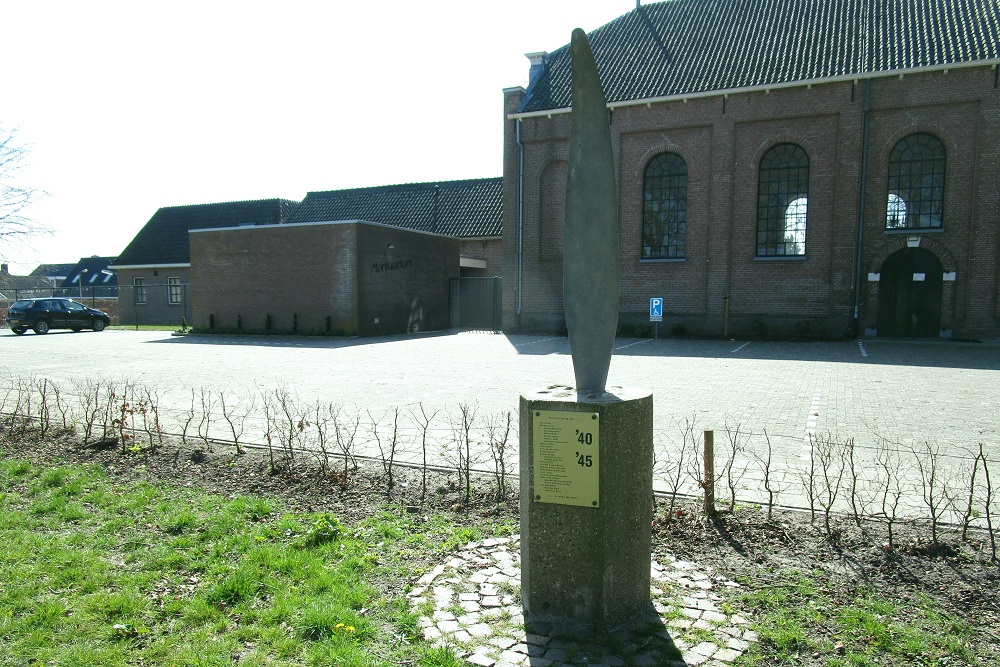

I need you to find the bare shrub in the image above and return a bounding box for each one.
[875,438,906,550]
[219,391,255,456]
[798,433,819,524]
[110,380,139,452]
[978,444,996,562]
[196,387,219,451]
[484,411,513,503]
[266,386,307,469]
[411,403,439,503]
[369,407,404,497]
[179,388,197,449]
[51,380,72,433]
[73,379,104,445]
[34,377,52,437]
[721,422,750,513]
[658,417,697,519]
[259,388,279,473]
[332,405,361,486]
[7,376,34,438]
[844,436,872,528]
[751,429,789,521]
[814,433,847,536]
[311,400,335,473]
[449,403,479,505]
[138,385,163,453]
[957,450,980,542]
[913,441,948,545]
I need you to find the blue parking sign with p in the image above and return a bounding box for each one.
[650,297,663,321]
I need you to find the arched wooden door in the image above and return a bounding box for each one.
[876,247,943,337]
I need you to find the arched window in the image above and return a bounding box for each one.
[641,153,687,259]
[886,193,907,228]
[886,133,945,229]
[784,197,808,256]
[756,143,808,256]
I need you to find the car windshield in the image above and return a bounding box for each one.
[10,300,33,309]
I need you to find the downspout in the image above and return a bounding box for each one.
[516,118,524,329]
[852,78,872,337]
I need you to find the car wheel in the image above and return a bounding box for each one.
[92,319,106,332]
[34,320,50,335]
[12,327,26,335]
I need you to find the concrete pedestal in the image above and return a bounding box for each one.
[519,385,654,630]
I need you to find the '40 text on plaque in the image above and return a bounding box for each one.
[532,410,600,507]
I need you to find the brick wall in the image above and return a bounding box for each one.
[503,66,1000,339]
[190,222,459,337]
[355,223,460,336]
[459,237,503,277]
[115,267,192,327]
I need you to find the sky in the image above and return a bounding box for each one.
[1,0,640,274]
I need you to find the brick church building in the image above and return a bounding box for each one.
[501,0,1000,339]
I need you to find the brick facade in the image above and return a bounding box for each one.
[503,66,1000,339]
[190,221,459,337]
[114,267,193,328]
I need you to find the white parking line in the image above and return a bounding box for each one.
[731,341,751,353]
[512,337,562,348]
[858,341,868,357]
[615,339,652,351]
[800,393,822,462]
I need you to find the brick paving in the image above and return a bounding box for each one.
[409,536,756,667]
[3,329,997,512]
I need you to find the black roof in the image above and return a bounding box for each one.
[115,199,298,266]
[30,263,76,279]
[519,0,1000,113]
[0,272,52,297]
[61,256,118,289]
[287,178,503,238]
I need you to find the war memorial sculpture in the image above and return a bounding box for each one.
[519,29,656,630]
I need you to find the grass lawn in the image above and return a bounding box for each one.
[0,454,513,667]
[2,437,996,667]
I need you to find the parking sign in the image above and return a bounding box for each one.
[649,297,663,322]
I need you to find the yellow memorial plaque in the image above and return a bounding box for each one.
[532,410,600,507]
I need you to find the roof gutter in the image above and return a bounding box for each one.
[109,263,191,270]
[852,78,872,337]
[506,60,1000,120]
[516,117,524,328]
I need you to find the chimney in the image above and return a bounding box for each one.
[525,51,548,89]
[1,263,8,275]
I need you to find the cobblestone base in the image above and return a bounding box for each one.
[410,536,758,666]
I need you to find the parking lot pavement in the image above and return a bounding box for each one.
[2,328,997,509]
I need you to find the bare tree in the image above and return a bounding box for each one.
[0,125,49,256]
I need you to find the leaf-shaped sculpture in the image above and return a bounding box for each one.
[564,28,620,394]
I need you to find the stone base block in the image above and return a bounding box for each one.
[519,385,654,629]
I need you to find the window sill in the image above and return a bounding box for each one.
[754,255,807,261]
[884,227,944,235]
[639,258,686,263]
